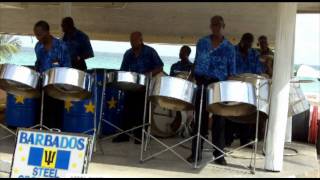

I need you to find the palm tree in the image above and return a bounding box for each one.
[0,35,22,62]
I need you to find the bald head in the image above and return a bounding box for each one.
[210,15,225,36]
[130,31,143,49]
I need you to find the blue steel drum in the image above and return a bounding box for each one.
[5,93,40,127]
[62,69,126,135]
[100,86,125,135]
[62,69,104,135]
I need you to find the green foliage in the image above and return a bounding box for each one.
[0,34,22,62]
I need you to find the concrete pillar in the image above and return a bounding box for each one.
[285,116,292,143]
[264,3,297,172]
[61,2,72,17]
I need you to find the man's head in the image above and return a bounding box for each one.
[210,15,225,36]
[130,31,143,49]
[240,33,254,50]
[179,45,191,61]
[258,35,269,50]
[33,20,50,43]
[61,17,75,33]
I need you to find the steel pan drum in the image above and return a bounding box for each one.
[288,83,310,116]
[149,75,197,111]
[106,71,146,91]
[0,64,40,98]
[229,73,270,115]
[227,73,271,124]
[206,80,257,117]
[42,67,93,101]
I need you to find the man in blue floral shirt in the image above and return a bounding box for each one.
[113,31,164,144]
[224,33,265,149]
[187,15,236,165]
[235,33,264,75]
[34,20,71,129]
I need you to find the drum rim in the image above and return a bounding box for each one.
[0,63,40,76]
[207,79,254,89]
[152,75,198,88]
[0,64,41,97]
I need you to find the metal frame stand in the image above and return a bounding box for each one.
[190,82,262,174]
[193,82,263,174]
[139,83,201,168]
[96,72,151,154]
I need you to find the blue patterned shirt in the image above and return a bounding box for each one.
[62,29,94,61]
[235,45,264,74]
[120,45,164,74]
[170,60,193,76]
[34,37,71,73]
[194,35,236,81]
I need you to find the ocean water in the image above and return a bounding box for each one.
[2,47,319,95]
[2,47,179,74]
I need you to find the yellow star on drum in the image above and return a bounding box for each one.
[84,101,95,113]
[65,98,73,112]
[107,97,117,109]
[15,95,25,104]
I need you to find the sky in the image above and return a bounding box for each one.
[294,14,320,66]
[13,14,319,66]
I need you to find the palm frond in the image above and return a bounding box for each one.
[0,34,22,62]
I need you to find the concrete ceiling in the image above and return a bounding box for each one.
[0,2,319,46]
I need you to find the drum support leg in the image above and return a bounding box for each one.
[140,74,151,162]
[96,70,108,155]
[87,70,103,162]
[28,90,50,131]
[144,102,152,152]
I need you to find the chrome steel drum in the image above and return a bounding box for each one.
[288,83,310,116]
[206,80,257,117]
[229,73,271,116]
[106,71,146,91]
[0,64,40,98]
[42,67,93,101]
[149,75,197,111]
[227,73,271,123]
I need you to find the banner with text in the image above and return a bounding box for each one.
[10,128,91,178]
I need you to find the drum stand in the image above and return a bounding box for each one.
[96,72,150,154]
[139,78,198,168]
[193,82,263,174]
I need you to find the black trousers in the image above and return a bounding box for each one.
[120,90,147,139]
[42,94,64,130]
[190,77,228,159]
